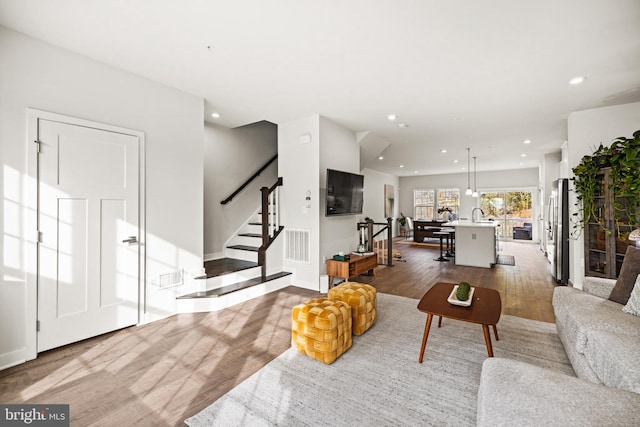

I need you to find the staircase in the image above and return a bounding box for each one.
[176,176,291,313]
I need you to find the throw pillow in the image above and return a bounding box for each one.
[622,274,640,316]
[610,246,640,305]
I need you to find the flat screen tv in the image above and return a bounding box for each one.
[325,168,364,216]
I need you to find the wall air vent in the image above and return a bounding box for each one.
[285,229,310,263]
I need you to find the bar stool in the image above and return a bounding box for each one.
[442,228,455,257]
[433,231,450,262]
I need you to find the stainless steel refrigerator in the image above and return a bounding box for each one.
[548,178,569,284]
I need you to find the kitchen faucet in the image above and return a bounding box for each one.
[472,208,485,223]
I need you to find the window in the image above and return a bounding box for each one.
[414,188,460,220]
[480,190,532,238]
[414,189,435,220]
[437,189,460,218]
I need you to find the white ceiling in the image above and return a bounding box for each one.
[1,0,639,176]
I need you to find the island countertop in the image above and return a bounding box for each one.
[444,220,499,268]
[444,220,499,228]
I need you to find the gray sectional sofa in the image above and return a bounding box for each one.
[477,275,640,426]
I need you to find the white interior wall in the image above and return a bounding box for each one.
[567,101,640,289]
[278,115,361,291]
[399,168,539,220]
[0,26,204,369]
[361,168,400,235]
[319,116,360,268]
[278,115,321,290]
[203,121,277,259]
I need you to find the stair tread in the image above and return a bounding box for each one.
[200,258,258,279]
[177,272,292,299]
[238,233,262,238]
[227,244,260,252]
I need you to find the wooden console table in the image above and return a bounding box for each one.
[326,254,377,288]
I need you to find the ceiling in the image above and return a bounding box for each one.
[1,1,639,176]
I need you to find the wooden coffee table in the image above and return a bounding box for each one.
[417,282,502,362]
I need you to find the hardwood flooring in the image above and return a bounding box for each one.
[0,239,558,426]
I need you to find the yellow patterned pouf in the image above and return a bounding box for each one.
[291,298,352,364]
[328,282,377,335]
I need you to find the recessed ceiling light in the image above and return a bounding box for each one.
[387,114,397,121]
[569,76,587,85]
[520,162,524,166]
[441,149,447,153]
[400,164,404,168]
[453,159,459,163]
[414,170,418,174]
[211,112,221,118]
[378,156,384,160]
[397,123,409,128]
[523,139,531,144]
[521,153,527,157]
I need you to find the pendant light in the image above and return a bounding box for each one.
[472,156,479,198]
[465,148,472,195]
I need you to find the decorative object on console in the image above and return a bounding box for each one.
[609,245,640,305]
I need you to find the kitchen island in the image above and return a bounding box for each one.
[444,220,499,268]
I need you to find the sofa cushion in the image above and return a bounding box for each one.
[623,274,640,317]
[584,329,640,394]
[477,358,640,427]
[610,246,640,305]
[553,287,640,354]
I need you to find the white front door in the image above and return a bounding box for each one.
[37,118,140,352]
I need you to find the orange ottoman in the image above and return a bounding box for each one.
[291,298,352,364]
[328,282,377,335]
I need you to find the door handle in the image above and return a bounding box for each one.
[122,236,138,245]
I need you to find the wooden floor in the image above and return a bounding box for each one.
[0,239,558,426]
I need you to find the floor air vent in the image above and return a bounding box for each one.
[285,229,310,263]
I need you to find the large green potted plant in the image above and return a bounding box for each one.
[397,212,408,235]
[572,130,640,239]
[608,130,640,237]
[571,152,604,236]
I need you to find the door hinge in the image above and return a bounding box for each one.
[36,230,42,243]
[34,140,41,153]
[36,320,40,332]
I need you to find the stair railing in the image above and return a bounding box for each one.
[220,154,278,205]
[259,177,284,278]
[357,218,394,267]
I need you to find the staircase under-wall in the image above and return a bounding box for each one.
[176,176,290,312]
[178,258,291,298]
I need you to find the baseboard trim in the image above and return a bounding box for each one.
[204,252,224,262]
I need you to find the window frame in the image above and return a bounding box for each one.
[413,188,460,220]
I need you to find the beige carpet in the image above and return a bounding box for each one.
[185,293,573,426]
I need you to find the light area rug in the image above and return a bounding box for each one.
[396,239,439,247]
[185,293,574,427]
